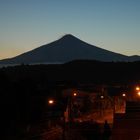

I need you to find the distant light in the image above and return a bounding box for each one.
[100,95,104,99]
[122,93,126,97]
[136,86,140,91]
[73,93,77,96]
[137,91,140,96]
[48,99,54,104]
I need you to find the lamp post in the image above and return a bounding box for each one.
[113,95,116,124]
[100,95,104,117]
[67,91,78,139]
[48,98,66,140]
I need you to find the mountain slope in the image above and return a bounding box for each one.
[0,34,140,65]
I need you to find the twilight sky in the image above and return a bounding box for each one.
[0,0,140,59]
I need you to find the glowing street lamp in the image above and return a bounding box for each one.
[73,92,77,97]
[122,93,126,97]
[100,95,104,99]
[137,91,140,96]
[136,86,140,91]
[48,99,54,105]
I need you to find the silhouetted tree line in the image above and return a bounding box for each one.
[1,60,140,84]
[0,60,140,139]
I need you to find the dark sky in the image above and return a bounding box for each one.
[0,0,140,59]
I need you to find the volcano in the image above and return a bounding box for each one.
[0,34,140,65]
